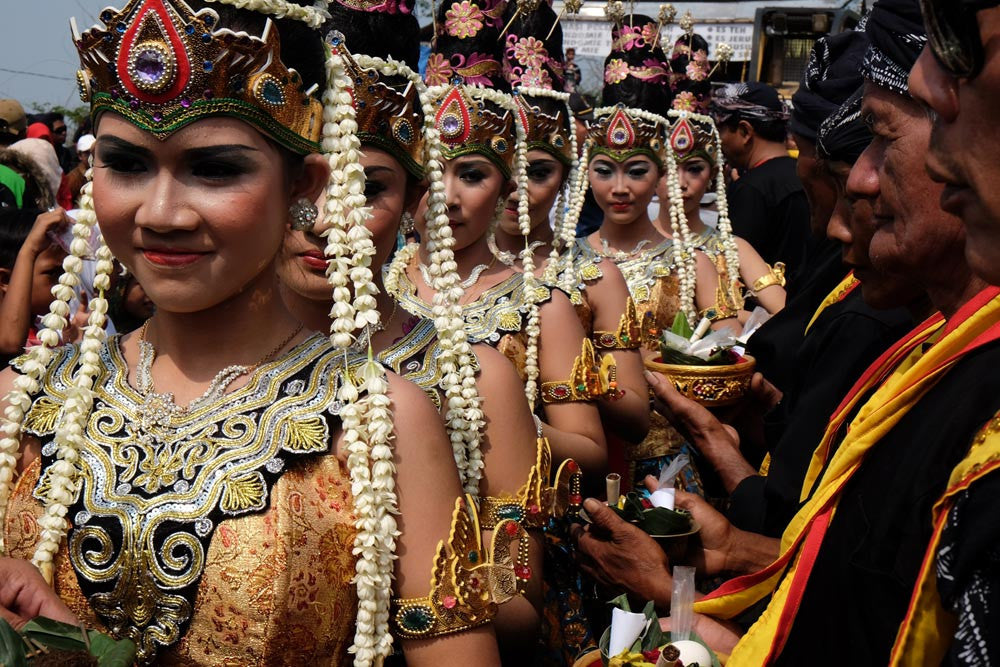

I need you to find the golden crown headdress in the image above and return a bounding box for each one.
[667,111,718,165]
[338,47,426,178]
[72,0,323,154]
[513,92,574,166]
[586,104,667,166]
[428,84,517,177]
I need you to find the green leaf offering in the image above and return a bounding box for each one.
[609,492,693,536]
[0,616,137,666]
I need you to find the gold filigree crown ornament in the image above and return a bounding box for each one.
[541,338,625,403]
[667,110,718,164]
[391,495,533,638]
[513,92,573,165]
[586,104,668,167]
[72,0,324,154]
[479,437,584,530]
[428,84,517,177]
[338,45,426,178]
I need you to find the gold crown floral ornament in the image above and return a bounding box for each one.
[479,438,583,529]
[541,338,625,403]
[391,495,533,638]
[338,43,426,177]
[72,0,327,154]
[427,84,517,177]
[585,104,668,167]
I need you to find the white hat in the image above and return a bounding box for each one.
[76,134,96,153]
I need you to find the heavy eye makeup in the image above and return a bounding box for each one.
[527,160,559,183]
[95,136,260,182]
[591,159,617,179]
[455,159,495,185]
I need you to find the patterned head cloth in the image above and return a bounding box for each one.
[790,27,869,141]
[817,87,872,164]
[861,0,928,97]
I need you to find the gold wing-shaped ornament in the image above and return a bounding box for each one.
[540,339,625,403]
[391,495,533,639]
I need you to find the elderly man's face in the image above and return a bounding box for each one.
[846,83,967,292]
[908,8,1000,284]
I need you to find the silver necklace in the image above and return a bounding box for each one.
[419,256,496,290]
[135,321,303,425]
[488,233,546,268]
[597,238,652,261]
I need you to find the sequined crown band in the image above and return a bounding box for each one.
[73,0,324,154]
[514,93,573,165]
[667,111,717,164]
[430,85,516,177]
[587,104,667,166]
[338,48,426,178]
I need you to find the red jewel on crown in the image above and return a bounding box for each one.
[606,108,636,148]
[119,0,191,104]
[670,117,695,154]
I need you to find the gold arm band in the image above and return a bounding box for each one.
[592,296,642,350]
[391,495,532,639]
[751,262,787,293]
[478,438,583,531]
[540,339,625,403]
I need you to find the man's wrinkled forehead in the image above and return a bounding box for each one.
[860,80,920,133]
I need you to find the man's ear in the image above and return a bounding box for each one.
[738,119,754,141]
[291,153,332,205]
[0,267,10,295]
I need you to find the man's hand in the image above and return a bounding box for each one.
[645,370,756,493]
[747,372,782,413]
[22,209,70,258]
[658,613,743,655]
[0,557,77,630]
[571,499,673,608]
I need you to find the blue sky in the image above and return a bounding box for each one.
[0,1,113,112]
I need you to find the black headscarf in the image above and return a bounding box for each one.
[790,29,870,141]
[861,0,928,96]
[817,87,872,164]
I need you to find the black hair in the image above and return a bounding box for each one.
[35,112,66,131]
[434,0,510,92]
[0,150,54,210]
[601,15,671,111]
[324,4,421,70]
[0,208,44,270]
[720,115,787,143]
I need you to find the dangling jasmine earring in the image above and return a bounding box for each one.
[290,197,319,231]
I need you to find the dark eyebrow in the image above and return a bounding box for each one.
[364,165,396,175]
[96,134,153,158]
[96,135,259,160]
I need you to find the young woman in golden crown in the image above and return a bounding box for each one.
[273,1,583,658]
[487,2,650,449]
[380,0,609,485]
[0,1,536,664]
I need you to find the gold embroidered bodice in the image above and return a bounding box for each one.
[7,335,361,665]
[573,239,681,350]
[375,316,465,409]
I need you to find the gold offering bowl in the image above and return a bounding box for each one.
[644,355,756,407]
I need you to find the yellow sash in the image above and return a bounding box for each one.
[693,288,1000,665]
[803,271,860,336]
[888,412,1000,665]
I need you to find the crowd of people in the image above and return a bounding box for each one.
[0,0,995,664]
